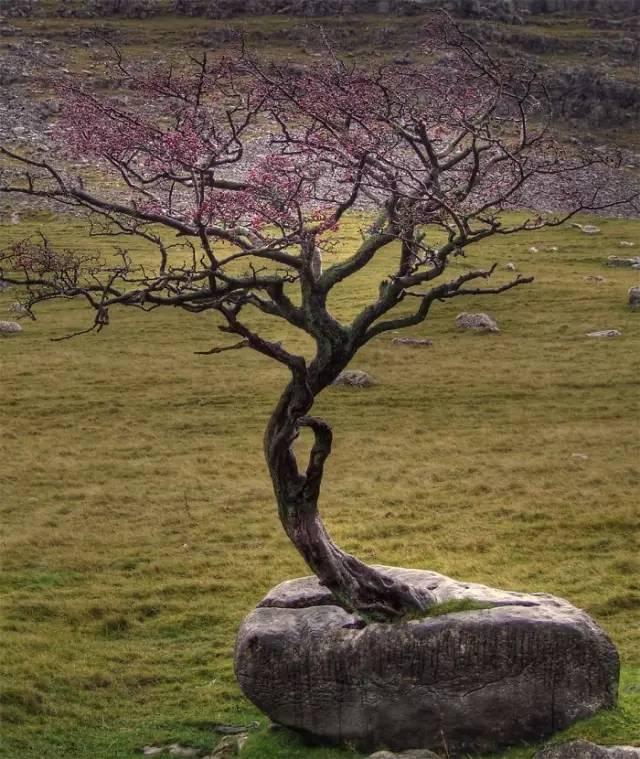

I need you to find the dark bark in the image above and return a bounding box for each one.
[264,378,435,622]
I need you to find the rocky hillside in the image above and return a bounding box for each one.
[1,0,639,18]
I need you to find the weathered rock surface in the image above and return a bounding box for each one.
[455,312,499,332]
[628,286,640,310]
[0,320,22,335]
[332,369,376,387]
[534,739,640,758]
[235,567,619,755]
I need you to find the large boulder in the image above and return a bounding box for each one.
[235,567,619,755]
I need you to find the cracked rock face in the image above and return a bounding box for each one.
[234,567,619,755]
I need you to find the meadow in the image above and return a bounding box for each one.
[0,210,639,758]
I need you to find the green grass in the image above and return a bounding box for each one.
[1,212,639,757]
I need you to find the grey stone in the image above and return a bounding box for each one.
[236,567,618,755]
[628,287,640,311]
[534,739,640,758]
[586,329,622,338]
[619,241,635,247]
[455,312,499,332]
[391,337,433,347]
[572,223,601,234]
[607,256,640,268]
[0,320,22,335]
[505,262,517,271]
[332,369,376,388]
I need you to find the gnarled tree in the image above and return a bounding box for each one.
[1,21,636,620]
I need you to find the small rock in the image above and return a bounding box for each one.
[211,734,246,757]
[586,329,622,338]
[548,246,559,252]
[607,256,640,268]
[142,748,164,758]
[571,453,589,460]
[455,312,499,333]
[505,262,517,271]
[572,223,601,234]
[333,370,376,388]
[10,211,20,224]
[534,739,640,758]
[619,241,635,247]
[391,337,433,347]
[528,246,539,253]
[0,279,11,291]
[584,275,606,284]
[0,320,22,335]
[628,286,640,311]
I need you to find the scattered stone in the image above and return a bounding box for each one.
[584,275,606,284]
[572,223,601,234]
[455,312,499,333]
[333,370,376,388]
[607,256,640,268]
[505,262,517,271]
[142,748,164,758]
[586,329,622,338]
[533,739,640,758]
[528,246,539,253]
[571,453,589,460]
[236,567,619,755]
[628,287,640,310]
[548,246,559,252]
[619,240,635,247]
[0,320,22,335]
[10,211,20,224]
[209,734,246,757]
[211,722,258,735]
[391,337,433,347]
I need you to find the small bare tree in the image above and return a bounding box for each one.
[1,22,636,620]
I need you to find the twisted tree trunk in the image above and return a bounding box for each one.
[264,380,434,622]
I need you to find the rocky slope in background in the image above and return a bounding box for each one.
[0,3,638,217]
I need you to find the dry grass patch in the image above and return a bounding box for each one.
[0,212,639,758]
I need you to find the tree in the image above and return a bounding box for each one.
[1,20,636,621]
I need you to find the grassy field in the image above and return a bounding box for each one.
[1,211,639,758]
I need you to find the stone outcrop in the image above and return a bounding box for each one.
[235,567,619,755]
